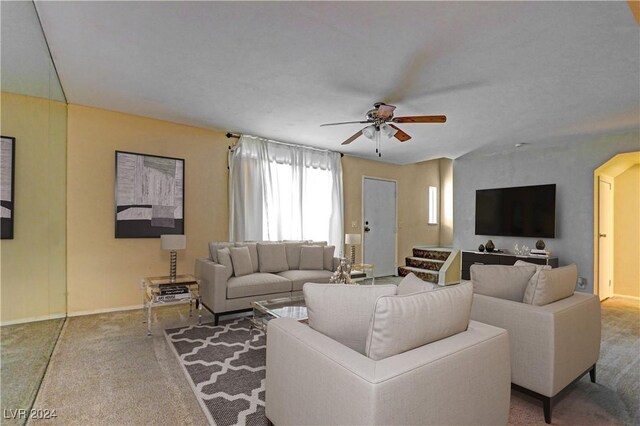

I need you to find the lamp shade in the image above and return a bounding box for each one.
[380,123,398,139]
[362,125,377,139]
[161,234,186,250]
[345,233,361,245]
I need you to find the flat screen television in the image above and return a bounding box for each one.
[475,184,556,238]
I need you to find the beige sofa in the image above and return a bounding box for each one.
[265,280,512,426]
[195,241,339,324]
[469,263,601,424]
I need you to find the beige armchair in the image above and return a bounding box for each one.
[265,318,511,426]
[471,292,601,423]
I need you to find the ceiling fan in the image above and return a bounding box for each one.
[320,102,446,157]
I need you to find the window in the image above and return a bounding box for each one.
[428,186,438,224]
[229,135,343,247]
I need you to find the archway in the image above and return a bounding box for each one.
[593,151,640,301]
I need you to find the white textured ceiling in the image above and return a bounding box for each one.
[34,1,639,163]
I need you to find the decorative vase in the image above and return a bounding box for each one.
[478,244,485,252]
[536,240,545,250]
[329,258,353,284]
[485,240,495,252]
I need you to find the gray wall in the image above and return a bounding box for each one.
[453,130,639,294]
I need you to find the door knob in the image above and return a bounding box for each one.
[599,234,606,238]
[364,226,370,233]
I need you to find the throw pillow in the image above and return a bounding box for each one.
[397,272,438,295]
[365,282,473,361]
[303,283,397,354]
[470,264,536,301]
[235,242,259,273]
[323,245,336,271]
[529,264,577,306]
[217,247,234,279]
[209,242,233,263]
[284,242,304,270]
[229,246,253,277]
[515,260,553,304]
[257,243,289,273]
[299,245,324,270]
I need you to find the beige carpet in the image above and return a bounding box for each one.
[1,318,65,426]
[28,296,638,425]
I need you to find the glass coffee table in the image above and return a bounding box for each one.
[250,295,307,332]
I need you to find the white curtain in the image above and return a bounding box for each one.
[229,135,344,250]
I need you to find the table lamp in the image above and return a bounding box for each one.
[345,233,361,266]
[161,234,186,282]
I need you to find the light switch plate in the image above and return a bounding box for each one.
[351,220,358,228]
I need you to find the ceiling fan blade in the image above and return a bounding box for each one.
[393,115,447,123]
[389,124,411,142]
[321,120,370,127]
[342,130,363,145]
[376,103,396,119]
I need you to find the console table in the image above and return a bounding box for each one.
[461,251,559,280]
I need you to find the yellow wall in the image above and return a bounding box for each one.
[0,92,67,323]
[439,158,454,246]
[66,105,229,314]
[614,164,640,298]
[342,155,442,267]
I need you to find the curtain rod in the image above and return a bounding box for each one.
[225,132,343,157]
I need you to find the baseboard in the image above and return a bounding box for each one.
[2,302,195,324]
[67,304,143,317]
[1,313,67,327]
[611,294,640,302]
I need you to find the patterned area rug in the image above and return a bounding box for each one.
[165,318,267,426]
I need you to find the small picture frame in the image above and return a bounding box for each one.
[115,151,185,238]
[1,136,16,239]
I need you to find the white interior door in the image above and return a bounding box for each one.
[598,178,612,301]
[363,178,397,277]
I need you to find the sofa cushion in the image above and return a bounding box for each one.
[257,243,289,273]
[284,242,304,270]
[277,269,333,291]
[303,283,397,354]
[397,272,438,295]
[515,260,553,304]
[323,246,335,271]
[365,282,473,361]
[300,245,324,270]
[529,264,577,306]
[230,246,253,277]
[217,247,234,279]
[209,242,234,263]
[226,273,292,299]
[470,264,536,301]
[235,242,259,273]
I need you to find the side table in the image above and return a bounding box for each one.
[141,274,202,336]
[352,263,376,284]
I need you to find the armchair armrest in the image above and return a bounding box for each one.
[266,318,510,425]
[471,292,600,397]
[194,258,228,313]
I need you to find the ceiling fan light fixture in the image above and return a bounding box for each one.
[362,125,377,139]
[380,123,398,139]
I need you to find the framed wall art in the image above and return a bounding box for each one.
[115,151,184,238]
[1,136,16,239]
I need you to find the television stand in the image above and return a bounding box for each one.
[461,251,558,280]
